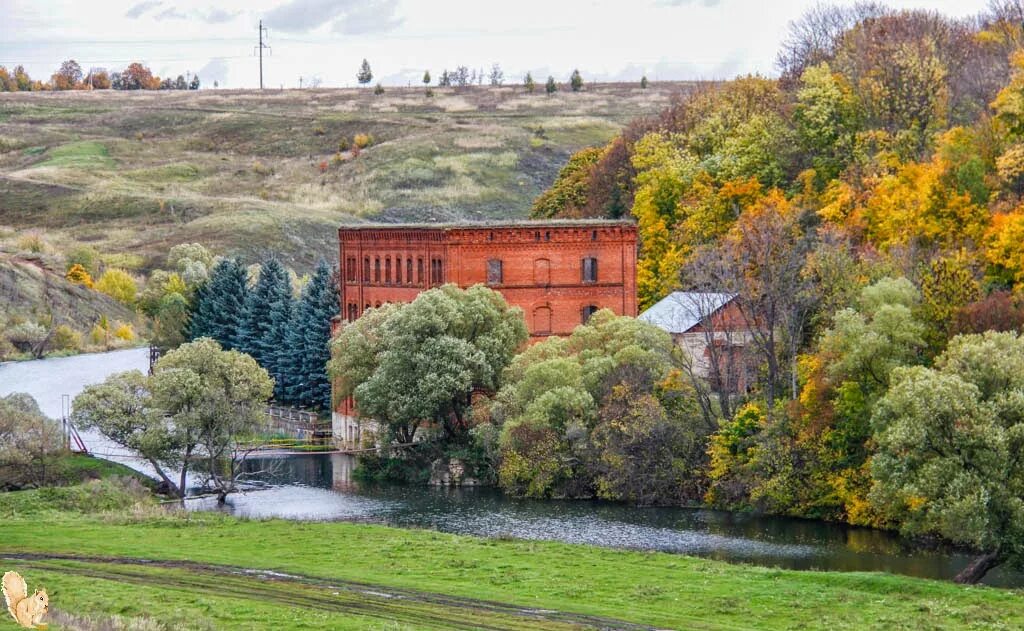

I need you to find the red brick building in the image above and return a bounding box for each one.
[337,219,638,337]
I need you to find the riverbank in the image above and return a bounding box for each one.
[1,485,1021,629]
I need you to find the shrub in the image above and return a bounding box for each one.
[113,322,135,342]
[338,137,351,151]
[313,125,326,136]
[52,324,83,351]
[65,263,94,287]
[252,160,272,175]
[67,245,100,275]
[353,133,374,148]
[5,321,47,356]
[15,232,47,253]
[374,83,385,95]
[95,268,138,304]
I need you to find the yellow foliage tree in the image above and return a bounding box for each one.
[65,263,93,288]
[95,268,137,305]
[985,209,1024,286]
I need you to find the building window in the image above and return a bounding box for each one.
[487,259,503,285]
[385,257,392,284]
[582,257,598,283]
[545,230,551,241]
[365,303,370,311]
[592,230,598,241]
[363,257,370,282]
[406,258,413,284]
[535,231,540,241]
[418,258,424,284]
[431,258,444,285]
[347,303,358,321]
[582,305,599,323]
[396,257,402,284]
[346,257,356,282]
[534,306,552,334]
[374,257,381,283]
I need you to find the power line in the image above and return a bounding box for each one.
[255,19,271,90]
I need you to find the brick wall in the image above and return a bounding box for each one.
[338,220,638,338]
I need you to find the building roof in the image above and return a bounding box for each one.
[338,218,636,231]
[638,292,736,334]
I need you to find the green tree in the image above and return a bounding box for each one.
[640,75,648,89]
[73,339,272,502]
[545,75,557,95]
[330,285,527,444]
[357,59,373,85]
[283,261,338,408]
[530,146,603,218]
[570,69,583,92]
[0,393,62,490]
[238,259,292,372]
[189,258,248,350]
[95,268,138,305]
[524,72,535,93]
[151,292,190,352]
[871,331,1024,583]
[422,70,431,85]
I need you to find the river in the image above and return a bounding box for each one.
[3,350,1022,587]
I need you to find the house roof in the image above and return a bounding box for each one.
[638,292,736,334]
[338,219,635,231]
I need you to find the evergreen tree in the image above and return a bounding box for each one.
[570,69,583,92]
[189,258,248,350]
[640,75,648,89]
[357,59,373,85]
[422,70,431,85]
[524,72,535,93]
[283,261,339,409]
[267,298,296,401]
[545,75,557,95]
[237,259,292,371]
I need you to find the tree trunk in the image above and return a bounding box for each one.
[954,551,1002,584]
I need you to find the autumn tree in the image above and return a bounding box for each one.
[51,59,83,90]
[524,72,535,93]
[570,69,583,92]
[871,331,1024,583]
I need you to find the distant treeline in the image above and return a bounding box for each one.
[0,60,202,92]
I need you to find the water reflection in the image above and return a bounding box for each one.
[188,453,1024,588]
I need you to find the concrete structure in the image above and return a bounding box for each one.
[334,219,639,448]
[639,291,756,394]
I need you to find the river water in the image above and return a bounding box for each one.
[3,350,1023,587]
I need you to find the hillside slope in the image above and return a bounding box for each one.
[0,83,687,270]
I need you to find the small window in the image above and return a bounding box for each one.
[363,257,370,282]
[346,257,356,282]
[374,257,381,283]
[489,231,495,241]
[396,257,402,284]
[431,258,444,285]
[582,305,599,323]
[385,257,392,284]
[582,257,598,283]
[406,258,413,284]
[364,303,370,311]
[545,231,551,241]
[418,258,424,284]
[487,259,503,285]
[347,303,358,321]
[535,231,540,241]
[592,230,598,241]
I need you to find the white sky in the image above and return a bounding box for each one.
[0,0,993,89]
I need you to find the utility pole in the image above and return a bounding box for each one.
[255,19,271,90]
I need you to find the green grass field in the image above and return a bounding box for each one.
[0,484,1021,630]
[0,84,685,271]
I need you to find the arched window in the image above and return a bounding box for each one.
[363,257,370,282]
[417,257,424,284]
[374,257,381,283]
[347,304,358,321]
[406,258,413,284]
[346,257,356,282]
[582,304,599,323]
[385,257,392,284]
[395,257,402,284]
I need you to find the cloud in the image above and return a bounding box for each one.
[196,58,229,88]
[155,6,189,20]
[265,0,402,34]
[202,8,241,24]
[332,0,403,35]
[654,0,721,6]
[124,0,162,19]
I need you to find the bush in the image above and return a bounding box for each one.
[67,245,100,275]
[66,263,94,287]
[15,231,47,253]
[353,133,374,148]
[374,83,385,95]
[113,322,135,342]
[52,324,82,351]
[95,268,138,304]
[338,137,351,151]
[5,321,47,355]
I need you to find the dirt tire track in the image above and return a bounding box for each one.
[3,552,665,631]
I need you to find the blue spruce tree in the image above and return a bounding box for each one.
[189,258,248,350]
[283,261,339,409]
[238,258,292,371]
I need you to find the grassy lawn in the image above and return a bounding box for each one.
[0,485,1021,629]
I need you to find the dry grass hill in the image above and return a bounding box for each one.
[0,83,689,271]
